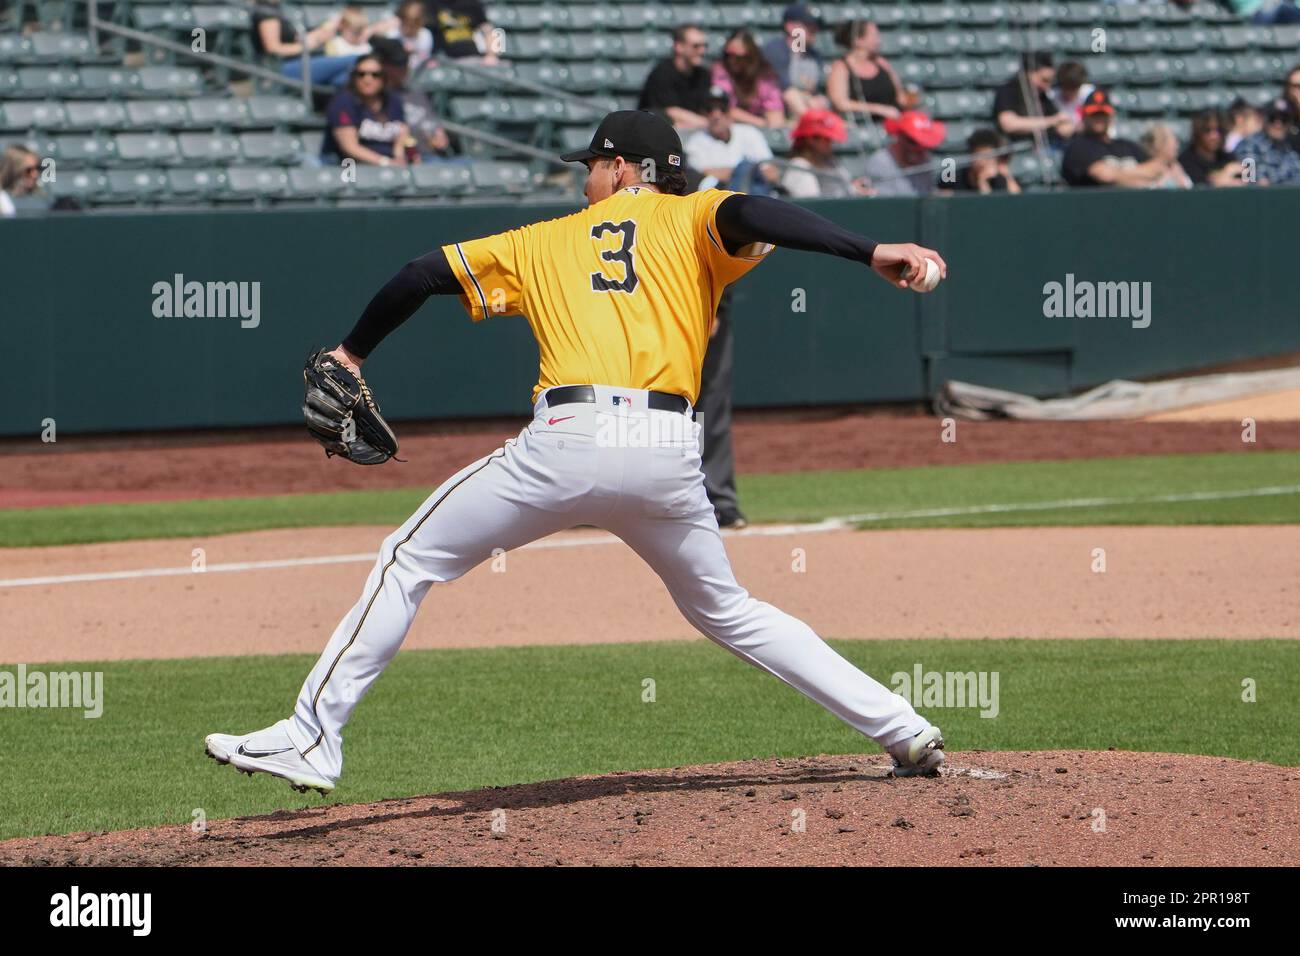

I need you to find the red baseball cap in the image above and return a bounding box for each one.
[883,110,946,149]
[791,108,847,143]
[1082,88,1115,115]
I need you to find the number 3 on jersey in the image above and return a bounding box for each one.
[590,220,638,294]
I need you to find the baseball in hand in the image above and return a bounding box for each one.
[910,258,942,294]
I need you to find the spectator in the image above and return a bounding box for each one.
[1179,109,1243,186]
[762,4,826,120]
[780,109,872,197]
[0,144,42,217]
[711,30,786,128]
[251,1,355,87]
[1284,64,1300,151]
[864,110,946,196]
[1225,97,1263,152]
[939,128,1021,194]
[994,51,1075,144]
[321,54,411,166]
[1139,124,1193,189]
[1061,89,1178,187]
[376,0,435,73]
[685,89,779,193]
[1051,60,1094,125]
[638,25,712,131]
[1236,98,1300,185]
[371,37,457,160]
[325,5,374,57]
[424,0,499,64]
[1221,0,1300,25]
[826,20,909,121]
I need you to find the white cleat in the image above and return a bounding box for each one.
[205,719,335,797]
[886,725,946,778]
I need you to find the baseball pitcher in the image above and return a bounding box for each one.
[206,110,949,795]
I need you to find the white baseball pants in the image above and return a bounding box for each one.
[287,384,928,780]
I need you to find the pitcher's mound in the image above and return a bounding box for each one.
[2,751,1295,866]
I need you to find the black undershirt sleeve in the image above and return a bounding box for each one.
[340,247,461,358]
[714,193,880,266]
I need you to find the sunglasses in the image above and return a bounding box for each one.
[353,69,383,78]
[724,51,751,60]
[22,165,39,175]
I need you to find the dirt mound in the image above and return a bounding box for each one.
[3,751,1294,867]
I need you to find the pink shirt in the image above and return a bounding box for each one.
[710,62,783,117]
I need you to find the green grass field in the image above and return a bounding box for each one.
[1,638,1295,840]
[2,451,1298,547]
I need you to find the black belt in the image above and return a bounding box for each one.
[544,385,693,418]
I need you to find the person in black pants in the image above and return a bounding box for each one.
[697,289,746,529]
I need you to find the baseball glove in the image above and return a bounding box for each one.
[302,348,400,465]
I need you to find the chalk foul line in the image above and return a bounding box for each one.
[0,484,1296,589]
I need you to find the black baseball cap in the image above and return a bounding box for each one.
[1082,87,1114,115]
[782,4,821,27]
[1264,97,1290,121]
[559,110,685,172]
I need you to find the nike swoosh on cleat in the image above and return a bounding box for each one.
[236,744,293,758]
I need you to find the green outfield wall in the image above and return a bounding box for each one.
[3,188,1297,436]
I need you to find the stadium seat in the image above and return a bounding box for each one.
[125,99,190,129]
[28,32,95,63]
[1102,3,1145,26]
[247,95,310,126]
[1165,26,1211,53]
[1263,24,1300,50]
[115,132,181,165]
[896,59,938,89]
[1130,88,1178,116]
[1230,52,1284,84]
[16,66,81,97]
[410,162,475,196]
[0,100,68,132]
[165,167,230,199]
[1059,3,1104,26]
[224,166,290,200]
[102,168,167,203]
[0,34,34,61]
[1180,54,1231,85]
[47,132,115,165]
[77,66,139,97]
[238,131,305,164]
[187,97,252,129]
[178,132,241,165]
[470,160,534,194]
[48,168,106,204]
[1130,55,1179,86]
[343,164,413,197]
[137,66,202,96]
[287,165,348,202]
[962,5,1009,28]
[933,58,986,89]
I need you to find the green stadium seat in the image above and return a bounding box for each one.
[137,66,202,97]
[0,100,68,132]
[896,59,937,89]
[165,167,229,199]
[1011,3,1054,26]
[972,30,1017,55]
[1131,88,1178,115]
[16,66,81,97]
[247,95,310,126]
[125,99,190,129]
[1101,3,1145,25]
[450,96,510,123]
[567,33,622,60]
[962,5,1009,28]
[1211,26,1251,51]
[77,66,139,97]
[62,100,124,130]
[934,58,986,89]
[1231,52,1283,83]
[187,97,252,128]
[509,34,572,60]
[132,5,192,31]
[1165,26,1210,52]
[915,6,958,28]
[238,131,304,164]
[515,61,569,88]
[115,132,180,165]
[0,34,34,61]
[1083,54,1131,86]
[28,32,94,62]
[103,168,167,203]
[419,65,467,92]
[1180,87,1230,111]
[410,162,474,196]
[1262,24,1300,50]
[608,5,662,31]
[1190,0,1236,22]
[618,33,671,61]
[178,132,241,164]
[287,165,348,201]
[1130,54,1178,85]
[1009,152,1056,187]
[225,166,290,199]
[345,164,413,196]
[931,29,976,57]
[192,5,251,30]
[763,125,791,152]
[49,168,106,203]
[1180,53,1230,85]
[452,64,514,94]
[1059,3,1104,25]
[470,160,533,194]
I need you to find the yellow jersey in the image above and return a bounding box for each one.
[443,186,771,404]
